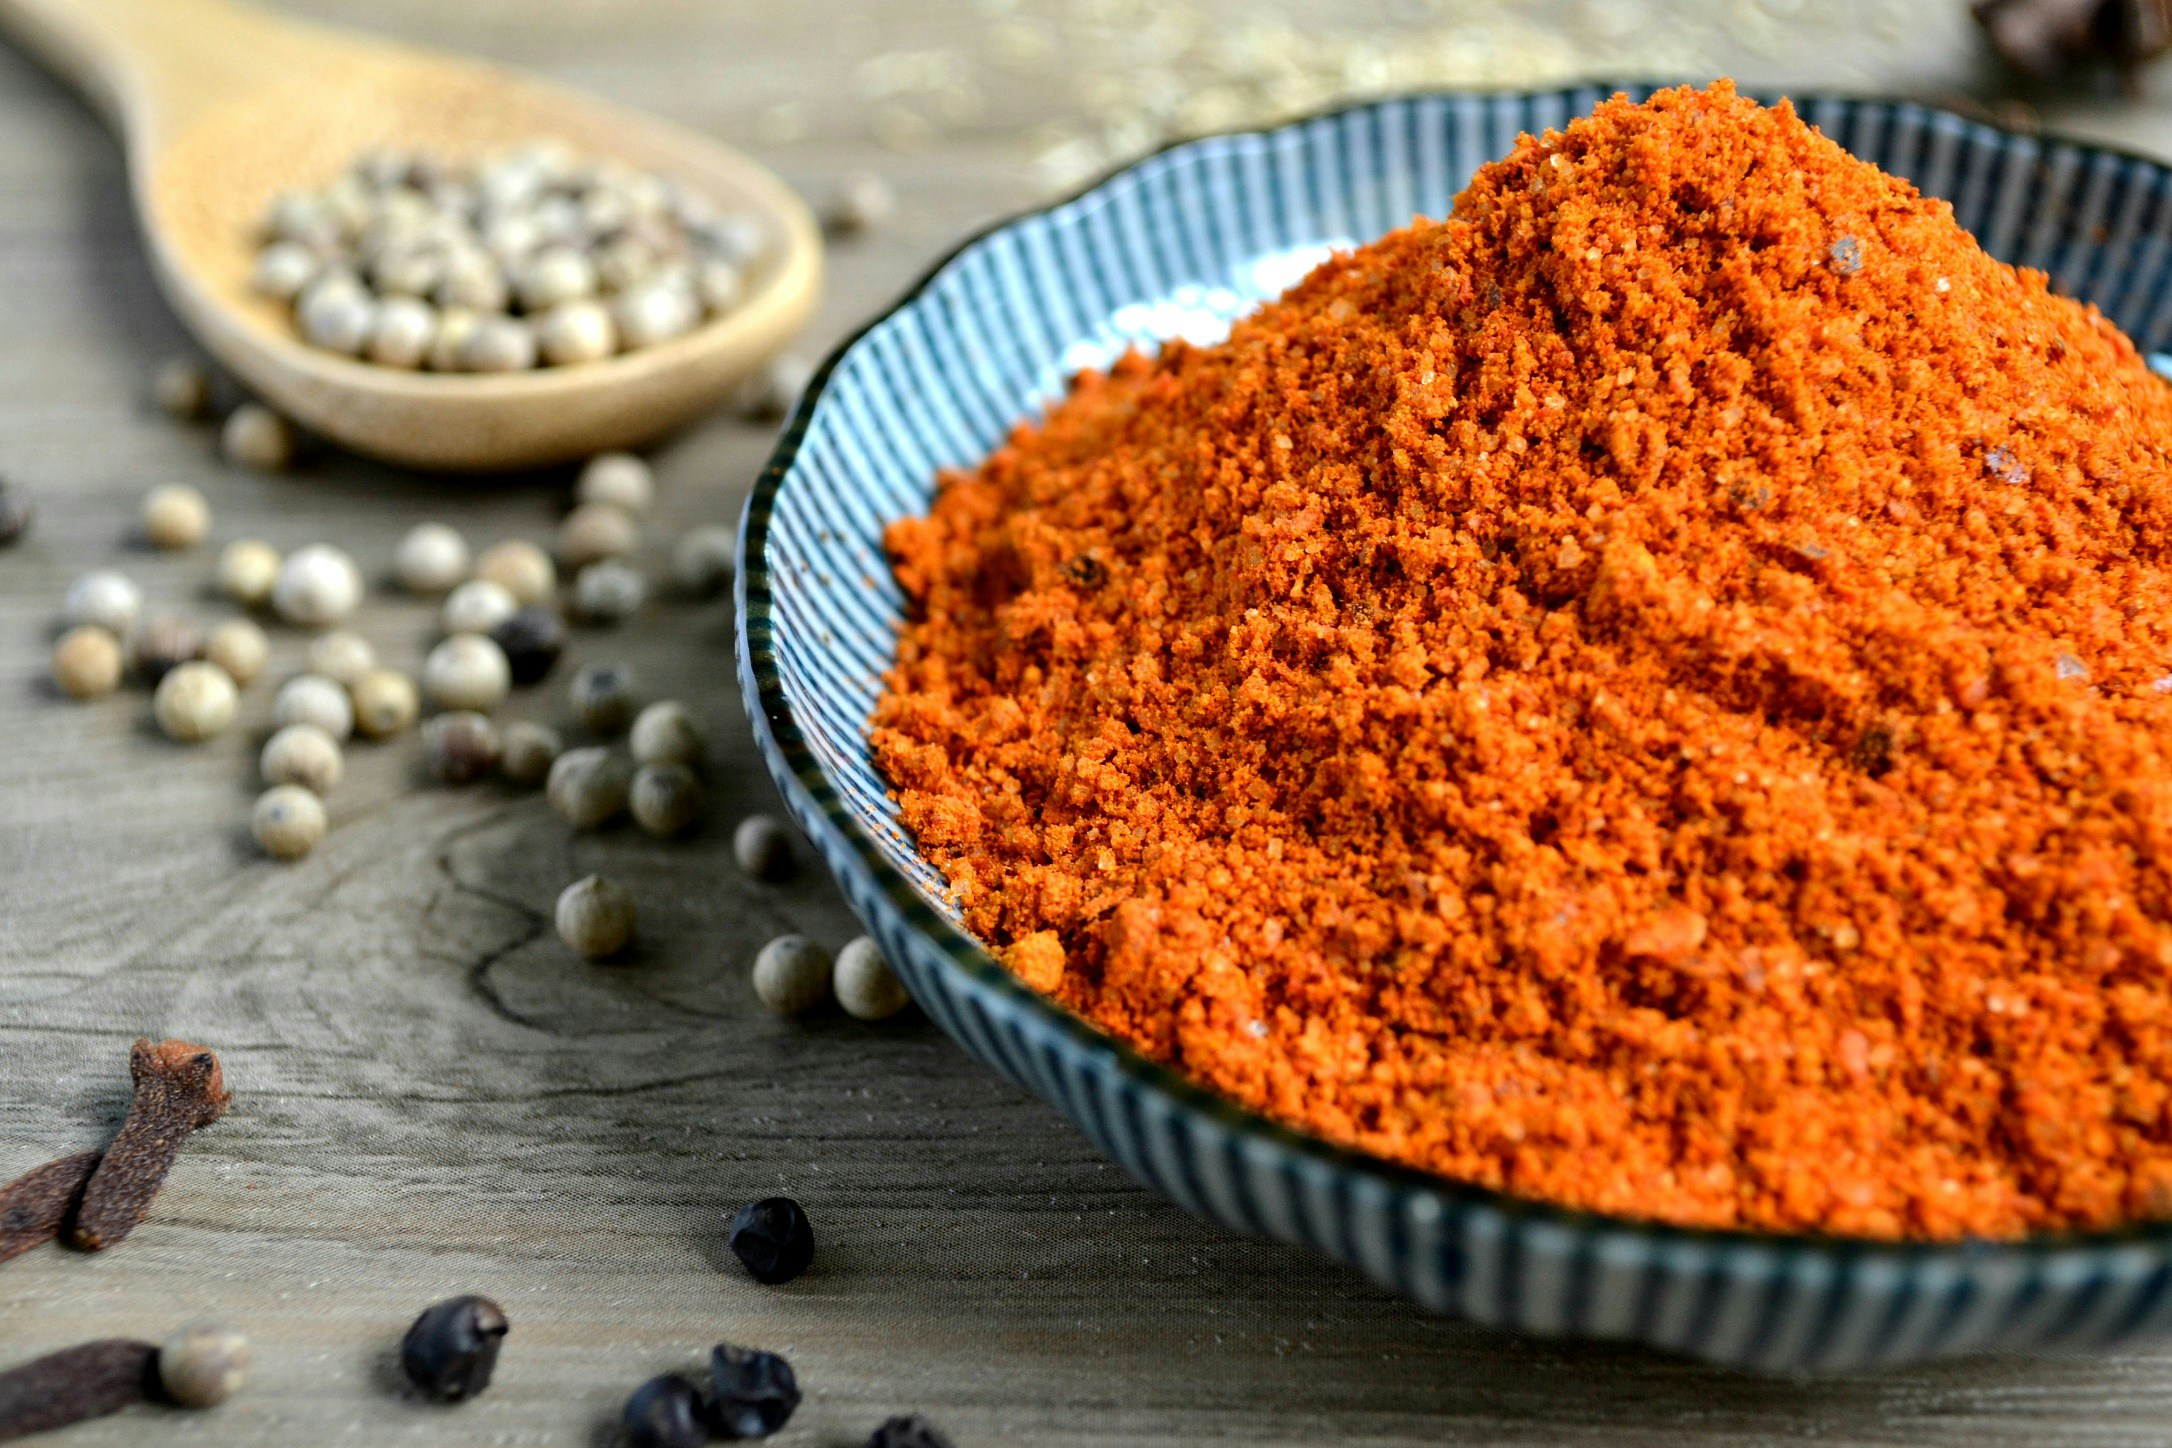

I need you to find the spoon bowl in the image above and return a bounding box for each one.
[0,0,821,470]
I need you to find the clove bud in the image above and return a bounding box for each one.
[0,1340,155,1442]
[69,1040,230,1252]
[0,1151,100,1265]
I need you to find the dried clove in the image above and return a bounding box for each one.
[0,1339,156,1442]
[0,1151,100,1265]
[69,1040,230,1252]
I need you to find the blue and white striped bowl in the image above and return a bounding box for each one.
[738,85,2172,1370]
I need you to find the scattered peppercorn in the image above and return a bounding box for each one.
[630,700,705,769]
[127,615,202,685]
[0,1339,157,1440]
[732,815,795,882]
[630,763,703,836]
[155,1322,249,1408]
[735,352,813,422]
[670,525,735,598]
[140,484,209,551]
[253,784,328,859]
[399,1295,507,1403]
[70,1039,229,1251]
[576,452,653,513]
[833,936,910,1021]
[499,720,563,784]
[867,1415,956,1448]
[51,625,123,700]
[423,634,512,713]
[490,605,565,685]
[153,662,238,742]
[704,1343,800,1439]
[474,540,556,606]
[0,479,32,547]
[202,618,268,687]
[572,559,646,624]
[570,662,636,734]
[351,667,420,738]
[214,540,281,608]
[827,169,897,234]
[395,522,470,594]
[423,712,502,784]
[547,746,632,828]
[261,723,343,794]
[151,357,212,420]
[442,578,519,636]
[305,629,375,686]
[271,544,362,627]
[0,1151,100,1264]
[752,936,831,1016]
[272,673,354,741]
[220,403,294,471]
[623,1374,707,1448]
[726,1197,814,1285]
[558,501,639,569]
[63,569,141,636]
[556,874,636,959]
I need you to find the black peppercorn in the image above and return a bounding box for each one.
[727,1196,814,1285]
[0,479,31,547]
[399,1294,507,1401]
[490,605,567,686]
[868,1414,957,1448]
[623,1373,707,1448]
[704,1343,800,1439]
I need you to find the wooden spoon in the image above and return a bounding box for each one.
[0,0,822,470]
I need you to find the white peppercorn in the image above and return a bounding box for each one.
[827,170,897,234]
[611,279,699,349]
[370,245,444,300]
[423,634,512,712]
[151,357,214,420]
[157,1321,250,1408]
[732,814,795,882]
[253,784,327,859]
[221,403,296,471]
[695,259,743,315]
[435,253,508,313]
[556,874,635,959]
[351,666,419,738]
[297,273,375,354]
[500,720,563,784]
[630,762,703,836]
[130,615,203,684]
[461,316,538,373]
[752,935,832,1016]
[570,662,636,734]
[272,544,362,626]
[834,935,911,1020]
[517,245,597,311]
[272,673,354,740]
[547,745,632,828]
[424,710,501,783]
[51,625,122,700]
[250,239,320,301]
[154,661,239,742]
[140,484,210,550]
[630,700,704,769]
[572,559,645,624]
[670,525,735,597]
[558,502,638,569]
[367,295,437,368]
[441,577,518,636]
[306,630,375,686]
[474,540,556,605]
[575,452,654,514]
[215,539,281,607]
[395,522,469,594]
[428,307,481,372]
[63,569,142,635]
[261,722,344,793]
[537,299,617,366]
[203,617,268,686]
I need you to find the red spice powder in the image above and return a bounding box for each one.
[871,82,2172,1239]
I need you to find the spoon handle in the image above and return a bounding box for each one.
[0,0,332,154]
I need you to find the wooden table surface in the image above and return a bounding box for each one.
[5,2,2172,1443]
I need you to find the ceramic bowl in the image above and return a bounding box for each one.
[738,84,2172,1370]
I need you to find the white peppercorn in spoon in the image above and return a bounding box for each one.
[0,0,821,470]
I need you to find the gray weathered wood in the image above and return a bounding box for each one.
[3,2,2171,1443]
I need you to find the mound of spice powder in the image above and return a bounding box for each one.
[871,81,2172,1239]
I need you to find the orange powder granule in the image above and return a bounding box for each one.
[871,82,2172,1239]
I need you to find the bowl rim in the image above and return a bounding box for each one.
[738,82,2172,1264]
